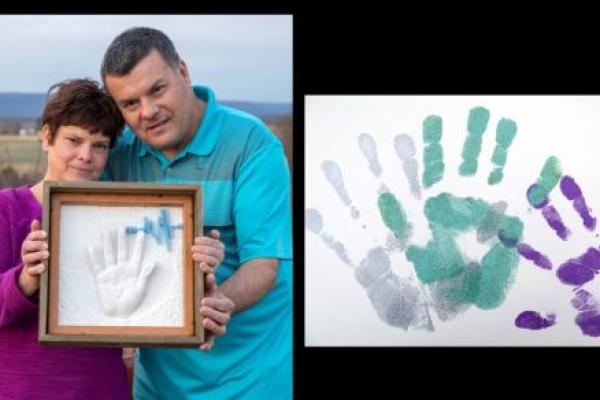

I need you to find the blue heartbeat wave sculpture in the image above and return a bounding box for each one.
[125,209,183,251]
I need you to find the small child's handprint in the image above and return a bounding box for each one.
[515,158,600,336]
[87,228,156,316]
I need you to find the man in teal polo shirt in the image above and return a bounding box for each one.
[100,27,292,398]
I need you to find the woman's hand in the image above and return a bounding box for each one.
[18,219,49,297]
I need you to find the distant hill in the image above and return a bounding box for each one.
[0,93,292,120]
[0,93,47,120]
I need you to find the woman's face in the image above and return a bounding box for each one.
[42,125,111,181]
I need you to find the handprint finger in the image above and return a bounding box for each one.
[103,229,116,265]
[356,133,415,248]
[527,156,569,240]
[556,247,600,286]
[559,175,597,230]
[475,242,520,309]
[117,227,127,263]
[378,191,411,250]
[516,242,553,270]
[515,311,556,330]
[571,289,600,337]
[321,160,360,219]
[87,244,108,274]
[488,118,517,185]
[358,133,382,178]
[394,134,421,199]
[459,106,490,177]
[306,208,354,267]
[130,230,145,267]
[527,156,563,206]
[138,262,156,284]
[422,115,444,188]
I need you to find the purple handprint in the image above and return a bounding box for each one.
[515,156,600,336]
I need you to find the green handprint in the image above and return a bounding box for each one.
[385,108,523,310]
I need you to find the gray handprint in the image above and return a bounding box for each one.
[307,106,534,332]
[306,208,432,330]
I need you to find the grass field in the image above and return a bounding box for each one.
[266,115,293,168]
[0,115,292,188]
[0,134,45,165]
[0,134,46,187]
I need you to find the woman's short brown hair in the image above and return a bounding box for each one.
[42,78,125,148]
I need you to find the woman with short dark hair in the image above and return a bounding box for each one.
[0,79,223,399]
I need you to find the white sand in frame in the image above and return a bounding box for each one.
[57,205,184,327]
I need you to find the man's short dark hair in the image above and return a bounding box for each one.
[100,27,180,85]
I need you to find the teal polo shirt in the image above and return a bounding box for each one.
[103,86,293,399]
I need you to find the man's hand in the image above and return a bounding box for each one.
[198,270,235,351]
[18,219,48,297]
[192,229,224,275]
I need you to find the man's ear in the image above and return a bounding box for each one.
[41,125,51,151]
[178,59,191,85]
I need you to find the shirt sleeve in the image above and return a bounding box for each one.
[0,209,38,327]
[0,264,39,327]
[233,139,293,264]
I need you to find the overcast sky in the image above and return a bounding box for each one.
[0,15,292,103]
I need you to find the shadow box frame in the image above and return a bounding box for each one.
[38,181,204,347]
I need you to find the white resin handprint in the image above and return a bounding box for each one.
[87,227,156,316]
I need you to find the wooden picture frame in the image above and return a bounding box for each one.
[38,181,204,347]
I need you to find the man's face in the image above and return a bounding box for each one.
[105,49,195,158]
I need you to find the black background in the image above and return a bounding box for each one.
[5,1,600,397]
